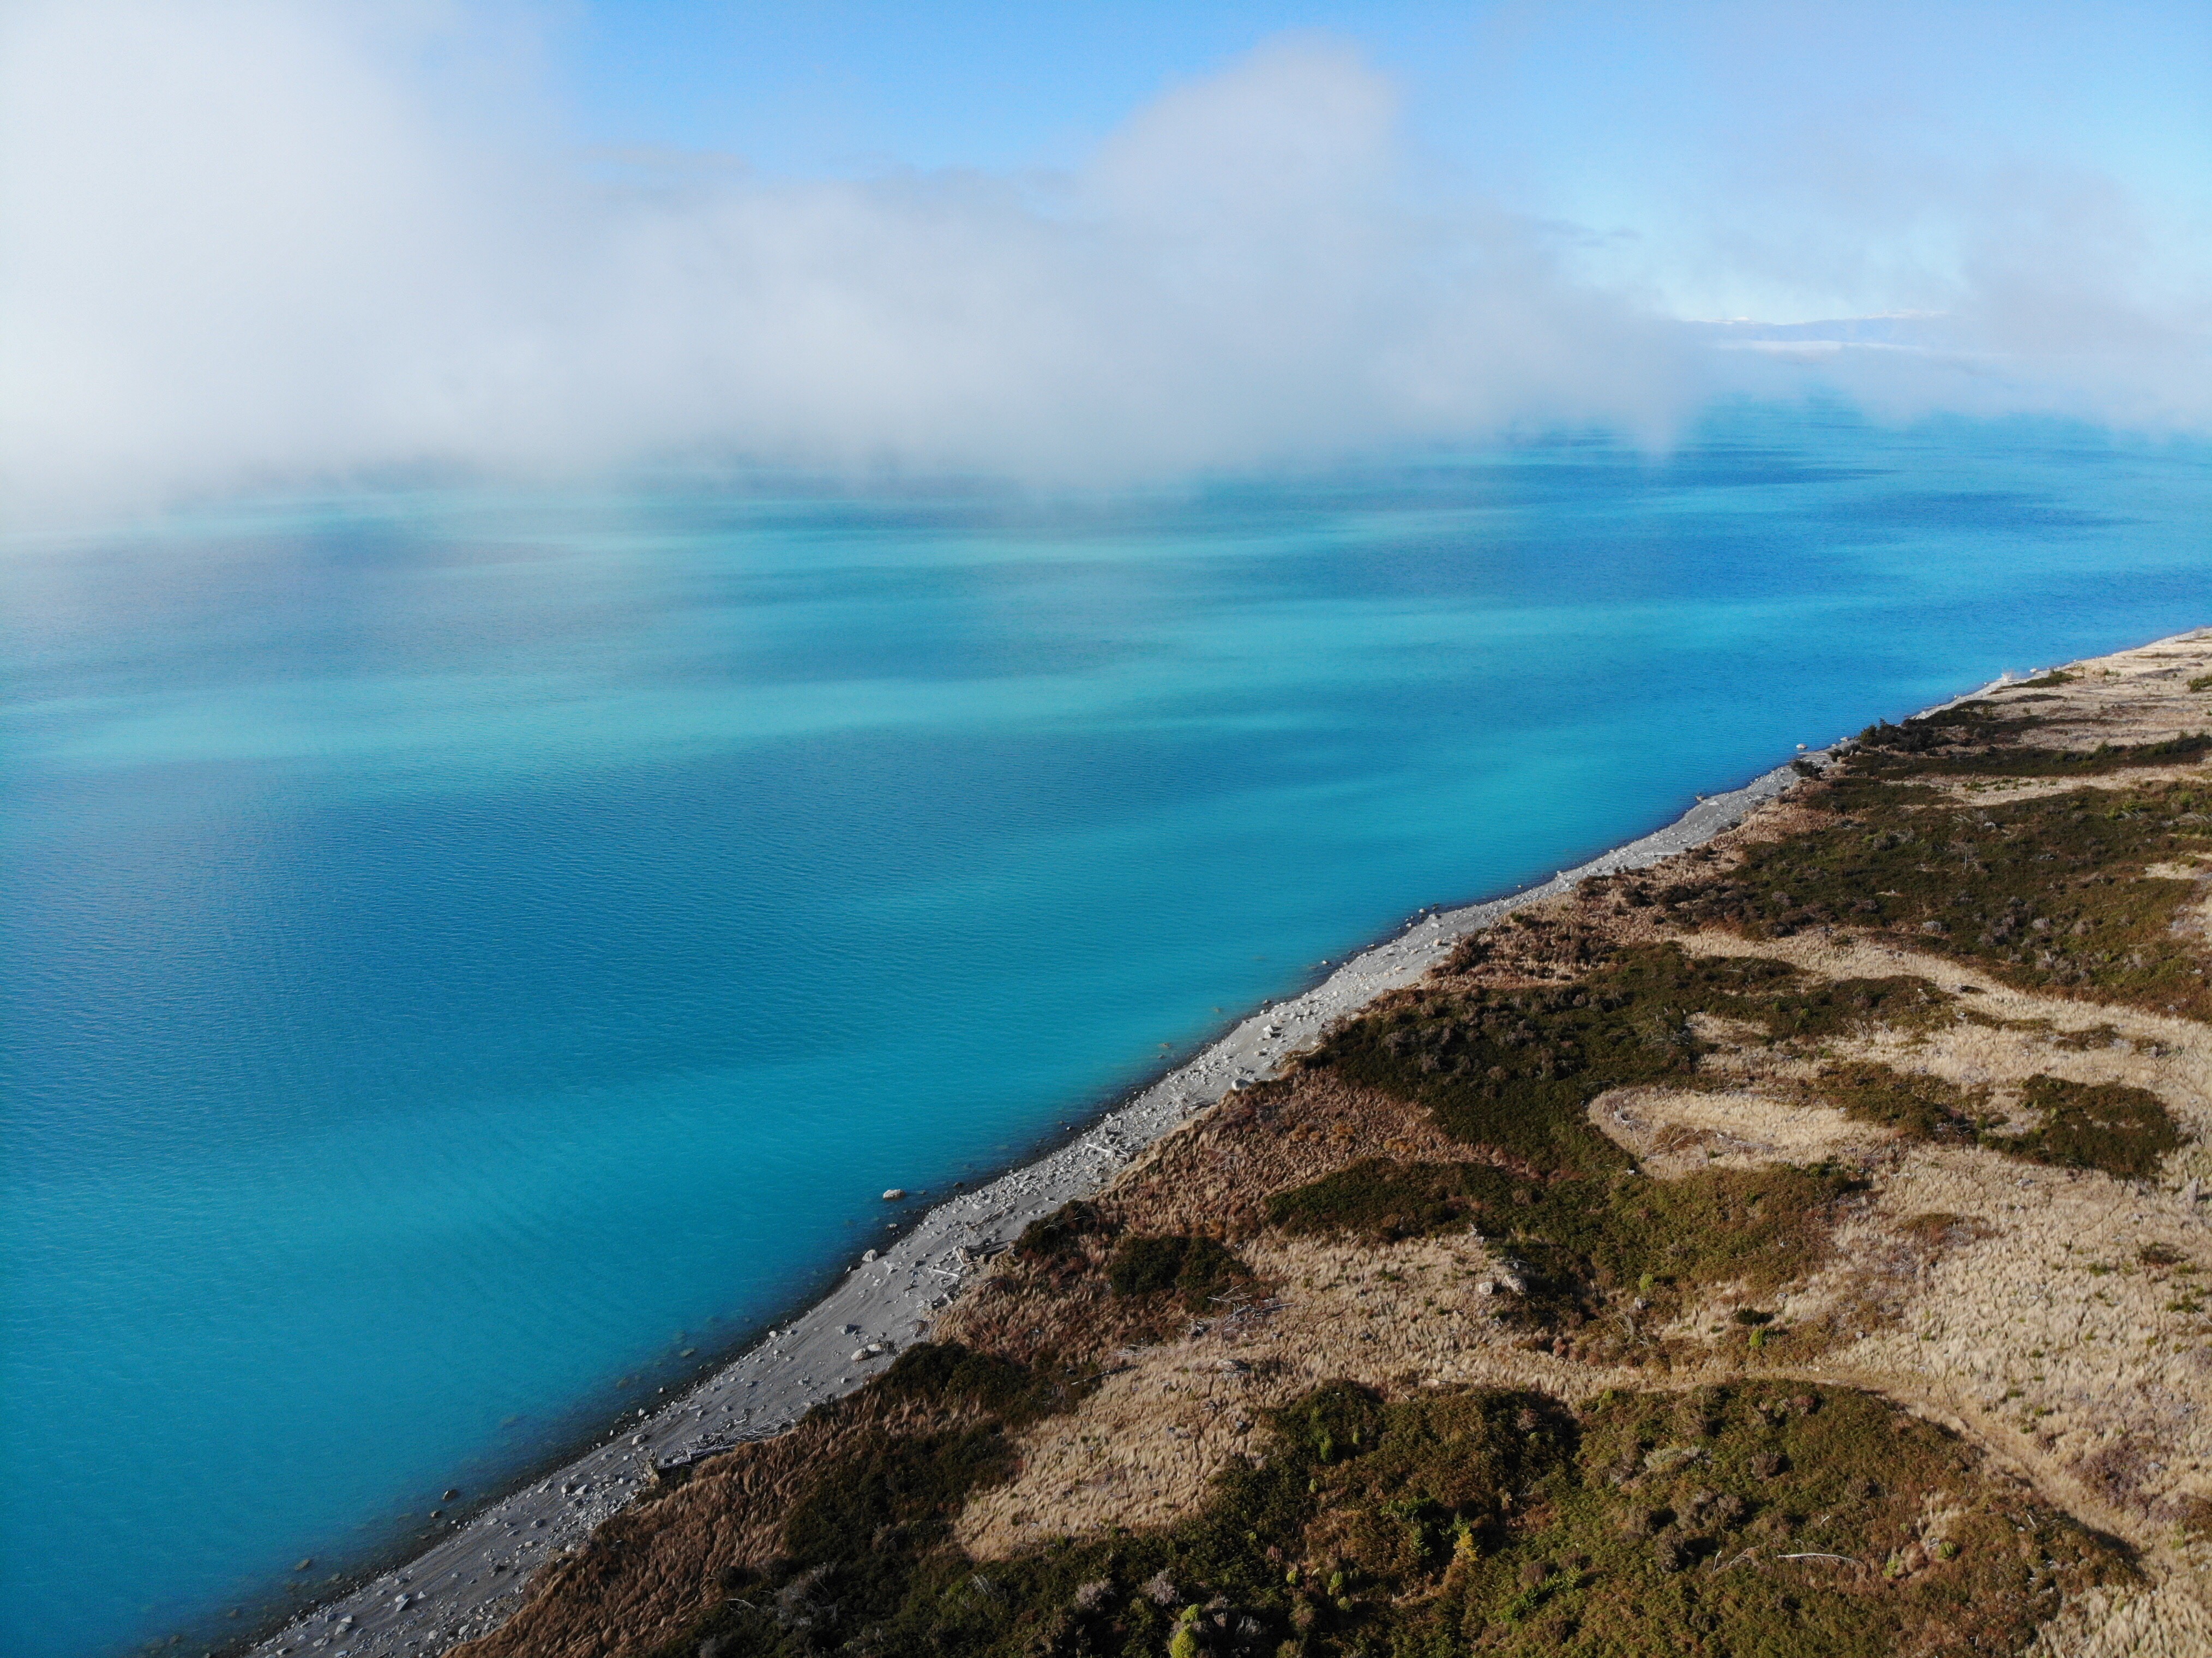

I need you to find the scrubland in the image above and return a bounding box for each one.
[456,629,2212,1658]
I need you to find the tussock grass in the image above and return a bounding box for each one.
[1265,1156,1859,1355]
[1306,944,1955,1178]
[1588,1085,1883,1178]
[1662,778,2212,1018]
[637,1378,2130,1658]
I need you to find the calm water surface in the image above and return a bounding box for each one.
[4,406,2209,1657]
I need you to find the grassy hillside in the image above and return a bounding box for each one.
[455,630,2212,1658]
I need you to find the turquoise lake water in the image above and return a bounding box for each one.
[4,404,2209,1657]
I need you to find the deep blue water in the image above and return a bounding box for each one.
[4,405,2209,1658]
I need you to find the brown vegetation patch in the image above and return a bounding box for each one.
[453,1351,1053,1658]
[1669,931,2212,1179]
[1798,1144,2212,1536]
[1107,1072,1471,1241]
[1263,1152,1864,1370]
[935,1076,1464,1370]
[2024,1580,2212,1658]
[722,1377,2135,1658]
[958,1230,1618,1560]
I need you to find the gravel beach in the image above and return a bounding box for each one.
[245,738,1859,1658]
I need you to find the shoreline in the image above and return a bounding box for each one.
[427,626,2212,1658]
[243,656,2059,1658]
[242,739,1854,1658]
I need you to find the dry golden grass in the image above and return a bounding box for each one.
[955,1229,1634,1560]
[1980,631,2212,745]
[453,1391,992,1658]
[1672,930,2212,1178]
[1909,632,2212,801]
[1807,1144,2212,1519]
[1103,1072,1472,1240]
[933,1073,1476,1370]
[1587,1084,1883,1177]
[1924,764,2212,804]
[2025,1580,2212,1658]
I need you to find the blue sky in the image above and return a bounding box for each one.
[1,0,2206,507]
[547,0,2210,315]
[555,2,2203,183]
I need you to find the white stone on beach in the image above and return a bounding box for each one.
[881,1188,905,1200]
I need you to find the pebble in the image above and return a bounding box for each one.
[881,1188,905,1201]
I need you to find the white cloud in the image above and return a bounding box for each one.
[0,9,1686,510]
[0,2,2204,516]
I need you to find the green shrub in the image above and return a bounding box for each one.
[1873,731,2212,779]
[1664,779,2212,1017]
[1106,1234,1249,1309]
[873,1343,1063,1423]
[653,1378,2131,1658]
[1266,1157,1860,1342]
[1817,1061,1988,1143]
[1986,1074,2185,1178]
[1303,944,1953,1179]
[1013,1200,1110,1263]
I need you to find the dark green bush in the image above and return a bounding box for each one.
[1987,1075,2185,1178]
[656,1378,2130,1658]
[1817,1061,1987,1143]
[1666,779,2212,1017]
[1105,1234,1248,1309]
[1267,1156,1861,1342]
[1305,945,1957,1178]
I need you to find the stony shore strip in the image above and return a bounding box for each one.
[248,661,2070,1658]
